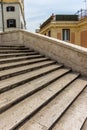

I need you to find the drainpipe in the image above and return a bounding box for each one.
[1,0,5,32]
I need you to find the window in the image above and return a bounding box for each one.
[62,29,70,41]
[48,30,51,37]
[7,19,16,28]
[6,6,15,12]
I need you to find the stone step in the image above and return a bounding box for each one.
[0,47,29,50]
[0,60,56,80]
[0,54,41,62]
[0,64,62,93]
[52,86,87,130]
[18,78,87,130]
[0,51,39,58]
[0,74,84,130]
[0,45,25,48]
[0,57,49,71]
[0,55,44,64]
[0,68,73,113]
[81,118,87,130]
[0,50,32,54]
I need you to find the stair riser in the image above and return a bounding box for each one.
[0,45,25,47]
[0,67,61,94]
[0,48,29,50]
[0,51,33,54]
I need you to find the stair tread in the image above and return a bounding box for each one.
[0,64,61,92]
[53,87,87,130]
[19,78,87,130]
[0,60,54,78]
[0,77,86,130]
[0,69,74,112]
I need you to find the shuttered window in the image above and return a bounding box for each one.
[62,29,70,41]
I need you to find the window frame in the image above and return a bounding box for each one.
[7,19,16,28]
[6,6,15,12]
[62,29,70,41]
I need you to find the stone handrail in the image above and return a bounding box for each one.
[0,30,87,76]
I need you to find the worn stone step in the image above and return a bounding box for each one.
[0,47,29,50]
[0,60,56,80]
[0,55,44,64]
[0,44,25,48]
[0,50,32,54]
[0,74,84,130]
[0,57,49,70]
[0,51,39,58]
[0,54,41,62]
[0,68,72,113]
[52,87,87,130]
[81,118,87,130]
[0,64,62,93]
[18,78,87,130]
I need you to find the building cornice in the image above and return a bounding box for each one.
[39,21,78,33]
[77,17,87,27]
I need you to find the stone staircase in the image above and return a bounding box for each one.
[0,45,87,130]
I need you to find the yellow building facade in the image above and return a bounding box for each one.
[39,12,87,48]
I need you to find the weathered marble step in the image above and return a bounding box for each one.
[81,118,87,130]
[0,50,31,54]
[0,45,25,48]
[0,68,72,113]
[0,47,29,50]
[0,73,82,130]
[0,55,44,64]
[0,64,62,93]
[0,60,55,80]
[18,78,87,130]
[52,87,87,130]
[0,54,41,62]
[0,57,49,71]
[0,51,39,58]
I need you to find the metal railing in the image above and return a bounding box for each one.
[75,9,87,20]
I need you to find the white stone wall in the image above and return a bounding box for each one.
[0,4,2,32]
[19,7,25,29]
[0,3,25,32]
